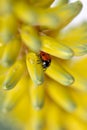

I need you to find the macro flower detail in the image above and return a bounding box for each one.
[0,0,87,130]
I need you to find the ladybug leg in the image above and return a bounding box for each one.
[43,68,46,71]
[37,59,41,64]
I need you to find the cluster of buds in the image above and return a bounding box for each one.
[0,0,87,130]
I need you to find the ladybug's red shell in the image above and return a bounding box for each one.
[40,51,51,69]
[40,51,51,61]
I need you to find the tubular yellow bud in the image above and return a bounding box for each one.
[2,60,26,90]
[64,113,86,130]
[41,35,74,60]
[0,74,5,87]
[2,76,29,112]
[52,0,69,8]
[0,0,12,14]
[1,37,21,67]
[71,73,87,91]
[69,88,87,122]
[0,65,9,75]
[46,78,76,112]
[37,9,59,29]
[58,23,87,43]
[60,57,87,91]
[37,1,79,29]
[29,79,45,110]
[46,58,74,86]
[0,14,18,43]
[26,52,44,86]
[13,1,37,25]
[20,25,41,52]
[73,44,87,56]
[56,1,82,29]
[46,103,64,130]
[58,0,69,6]
[13,94,32,124]
[0,45,5,59]
[30,0,54,8]
[74,107,87,122]
[0,0,86,129]
[31,109,45,130]
[58,23,87,56]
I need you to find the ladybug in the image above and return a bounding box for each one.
[39,51,51,69]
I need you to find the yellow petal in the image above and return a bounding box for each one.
[46,78,76,112]
[0,14,17,43]
[30,0,54,8]
[58,0,69,6]
[60,56,87,91]
[0,0,12,14]
[2,75,29,112]
[29,79,45,110]
[0,45,5,59]
[12,94,31,124]
[26,52,44,86]
[58,23,87,56]
[31,108,45,130]
[38,1,82,29]
[2,60,26,90]
[1,36,21,67]
[13,1,37,25]
[52,0,69,8]
[41,35,74,60]
[46,102,64,130]
[56,1,82,29]
[64,113,87,130]
[68,86,87,122]
[46,58,74,86]
[0,65,9,75]
[0,74,5,87]
[20,25,41,52]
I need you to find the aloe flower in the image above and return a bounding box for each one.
[0,0,87,129]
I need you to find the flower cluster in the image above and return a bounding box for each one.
[0,0,87,130]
